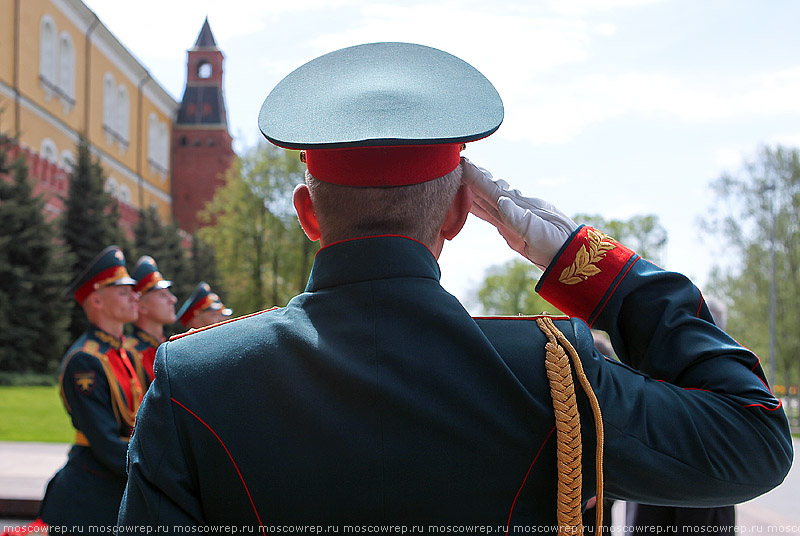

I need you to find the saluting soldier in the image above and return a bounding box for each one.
[176,281,232,330]
[126,255,177,388]
[39,246,143,532]
[119,43,791,530]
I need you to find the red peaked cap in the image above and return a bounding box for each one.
[64,245,136,305]
[258,42,503,187]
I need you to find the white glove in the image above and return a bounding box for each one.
[461,157,578,271]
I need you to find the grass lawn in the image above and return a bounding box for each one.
[0,386,73,442]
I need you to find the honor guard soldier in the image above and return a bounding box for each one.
[176,281,232,330]
[119,43,792,531]
[39,246,143,532]
[126,255,177,388]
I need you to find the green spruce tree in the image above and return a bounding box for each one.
[0,133,72,378]
[133,205,196,327]
[190,235,223,300]
[62,137,125,339]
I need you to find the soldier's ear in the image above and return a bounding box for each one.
[441,183,473,241]
[293,184,321,242]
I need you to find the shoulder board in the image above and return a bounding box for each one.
[81,339,103,356]
[94,330,121,349]
[169,307,281,342]
[472,313,570,321]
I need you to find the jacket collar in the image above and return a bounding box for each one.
[88,324,122,350]
[131,324,162,348]
[305,236,441,292]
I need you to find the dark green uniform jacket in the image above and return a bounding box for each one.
[118,228,792,531]
[41,326,143,528]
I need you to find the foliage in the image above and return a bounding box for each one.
[189,235,223,296]
[703,145,800,391]
[199,143,318,314]
[476,213,667,316]
[61,137,127,339]
[574,214,667,265]
[133,206,193,304]
[477,259,559,315]
[0,386,73,442]
[0,133,72,374]
[133,206,223,334]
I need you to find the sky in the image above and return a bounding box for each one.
[82,0,800,312]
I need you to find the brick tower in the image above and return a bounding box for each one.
[171,18,236,232]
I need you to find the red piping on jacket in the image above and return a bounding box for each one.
[506,425,557,534]
[171,397,264,527]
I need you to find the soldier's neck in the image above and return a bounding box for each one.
[90,317,125,340]
[135,318,165,342]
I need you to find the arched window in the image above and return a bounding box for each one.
[105,177,119,197]
[118,184,132,204]
[60,150,75,173]
[158,121,169,171]
[148,113,158,163]
[39,16,57,85]
[103,73,116,131]
[147,113,169,176]
[40,139,58,163]
[117,84,130,142]
[58,32,75,100]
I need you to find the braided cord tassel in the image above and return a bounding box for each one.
[537,317,605,535]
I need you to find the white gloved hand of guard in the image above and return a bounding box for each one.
[461,157,578,271]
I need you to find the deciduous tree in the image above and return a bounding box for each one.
[703,145,800,395]
[199,143,317,314]
[477,260,558,316]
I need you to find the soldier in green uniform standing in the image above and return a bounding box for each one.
[119,43,792,531]
[126,255,177,389]
[39,246,143,533]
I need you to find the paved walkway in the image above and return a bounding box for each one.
[1,439,798,527]
[0,441,69,522]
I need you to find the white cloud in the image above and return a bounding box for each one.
[499,66,800,145]
[713,147,749,172]
[545,0,664,17]
[764,133,800,148]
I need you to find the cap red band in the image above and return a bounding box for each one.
[305,144,461,186]
[134,271,164,294]
[179,295,216,326]
[75,266,130,305]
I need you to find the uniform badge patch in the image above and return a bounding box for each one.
[74,371,96,395]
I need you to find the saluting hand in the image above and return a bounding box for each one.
[461,157,577,271]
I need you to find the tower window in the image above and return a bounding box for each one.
[198,61,212,79]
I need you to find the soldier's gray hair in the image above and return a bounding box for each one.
[305,164,463,247]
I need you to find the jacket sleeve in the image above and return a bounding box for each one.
[61,351,129,477]
[118,342,203,525]
[537,225,793,506]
